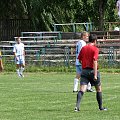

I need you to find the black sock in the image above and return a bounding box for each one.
[96,92,102,109]
[76,91,84,109]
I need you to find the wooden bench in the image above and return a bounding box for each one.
[90,31,120,39]
[21,31,61,40]
[98,39,120,42]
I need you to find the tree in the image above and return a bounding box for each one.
[0,0,118,31]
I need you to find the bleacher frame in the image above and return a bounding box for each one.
[53,22,93,32]
[0,30,120,67]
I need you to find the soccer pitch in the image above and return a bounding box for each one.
[0,72,120,120]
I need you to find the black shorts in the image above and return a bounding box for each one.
[80,68,101,86]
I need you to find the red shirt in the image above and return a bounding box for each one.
[77,44,99,69]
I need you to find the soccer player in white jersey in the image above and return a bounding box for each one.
[13,37,25,77]
[73,32,93,92]
[116,0,120,19]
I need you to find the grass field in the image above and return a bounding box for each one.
[0,72,120,120]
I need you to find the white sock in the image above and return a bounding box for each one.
[87,82,91,90]
[73,78,79,91]
[16,69,20,76]
[20,67,24,75]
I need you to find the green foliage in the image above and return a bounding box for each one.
[3,62,16,72]
[3,60,120,73]
[100,68,120,73]
[99,60,120,69]
[0,0,118,31]
[25,65,75,73]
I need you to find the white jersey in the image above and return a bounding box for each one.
[75,40,86,65]
[13,43,24,56]
[117,0,120,17]
[117,0,120,12]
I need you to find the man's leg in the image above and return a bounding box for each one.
[75,85,87,111]
[73,65,81,92]
[73,78,79,92]
[15,56,21,77]
[87,82,91,91]
[87,82,95,92]
[95,85,107,111]
[19,57,25,77]
[19,64,25,77]
[16,64,20,77]
[96,91,102,109]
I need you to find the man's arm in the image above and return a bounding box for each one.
[77,47,83,62]
[23,44,25,57]
[13,45,16,57]
[93,47,99,80]
[23,50,25,57]
[13,52,18,61]
[93,60,97,80]
[13,52,17,58]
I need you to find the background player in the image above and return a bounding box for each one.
[116,0,120,19]
[73,31,93,92]
[13,37,25,77]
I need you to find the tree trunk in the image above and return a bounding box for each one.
[98,0,106,31]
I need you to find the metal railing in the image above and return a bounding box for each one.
[53,22,93,32]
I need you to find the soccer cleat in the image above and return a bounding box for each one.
[73,90,78,93]
[99,107,107,111]
[74,107,80,112]
[87,89,95,92]
[20,73,24,78]
[18,74,21,77]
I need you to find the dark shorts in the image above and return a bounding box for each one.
[80,68,101,86]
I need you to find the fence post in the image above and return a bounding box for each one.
[90,23,93,31]
[108,47,114,66]
[86,23,89,31]
[64,46,70,67]
[36,50,40,60]
[72,23,76,32]
[58,31,62,40]
[42,47,46,66]
[54,24,57,31]
[84,23,93,31]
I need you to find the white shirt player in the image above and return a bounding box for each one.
[75,40,86,65]
[13,42,25,64]
[116,0,120,18]
[13,43,24,56]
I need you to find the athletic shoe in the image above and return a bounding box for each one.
[87,89,95,92]
[20,73,24,78]
[99,107,107,111]
[18,74,21,77]
[74,107,80,112]
[73,90,78,93]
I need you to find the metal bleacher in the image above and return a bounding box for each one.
[0,30,120,67]
[0,31,76,67]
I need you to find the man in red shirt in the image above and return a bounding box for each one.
[74,34,107,111]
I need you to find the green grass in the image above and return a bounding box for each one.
[0,72,120,120]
